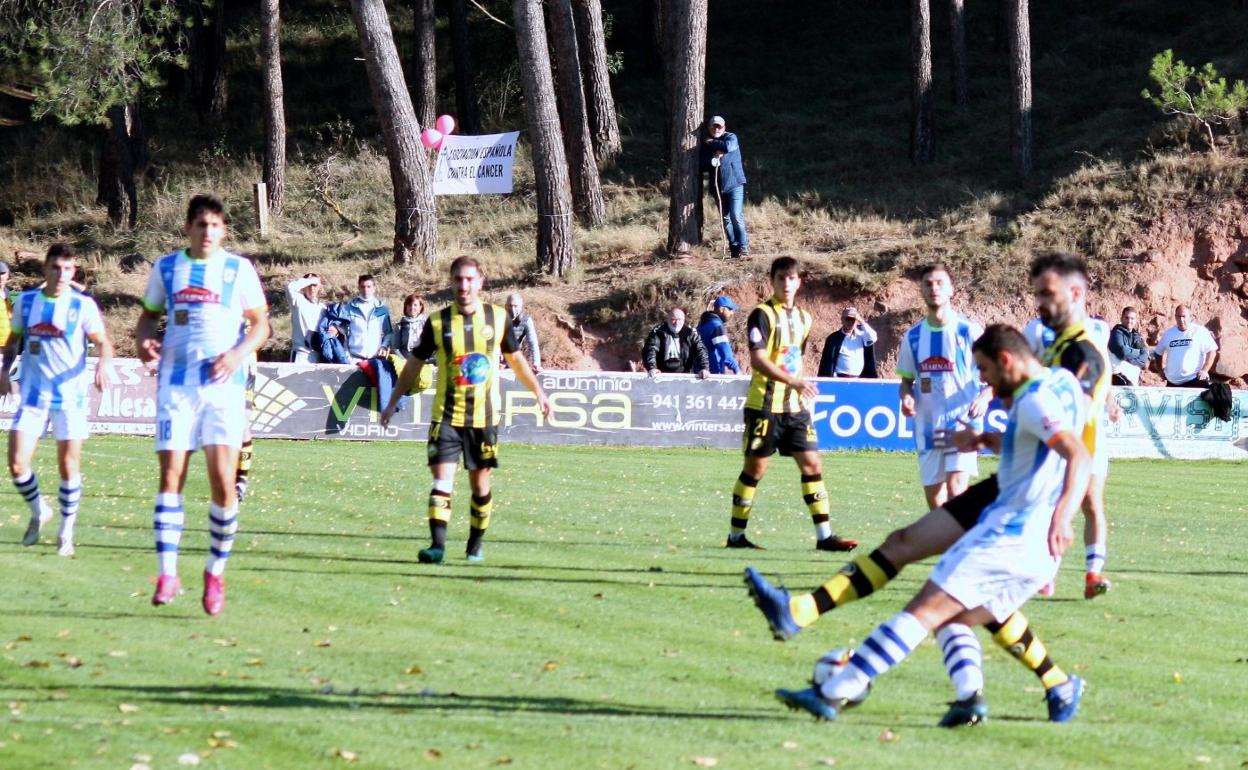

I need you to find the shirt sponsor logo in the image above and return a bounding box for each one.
[919,356,954,372]
[27,322,64,338]
[174,286,221,304]
[1168,339,1191,348]
[454,352,491,386]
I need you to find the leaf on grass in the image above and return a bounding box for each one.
[160,726,180,735]
[692,757,718,767]
[118,704,140,714]
[405,665,423,675]
[15,634,32,642]
[55,630,71,639]
[176,753,201,766]
[130,764,153,770]
[313,640,333,648]
[816,759,837,767]
[542,661,560,672]
[1173,672,1183,684]
[1194,756,1212,765]
[212,639,238,648]
[245,658,265,667]
[782,740,798,749]
[494,758,513,765]
[108,650,128,658]
[335,749,358,762]
[878,728,900,743]
[65,657,83,669]
[424,748,442,759]
[24,660,49,668]
[133,753,153,762]
[49,690,69,701]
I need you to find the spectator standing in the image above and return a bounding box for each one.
[1107,306,1149,386]
[1154,304,1218,387]
[643,307,710,378]
[393,292,427,357]
[0,261,11,346]
[818,307,878,378]
[505,292,541,372]
[343,274,393,361]
[701,115,749,257]
[287,272,326,363]
[698,295,741,374]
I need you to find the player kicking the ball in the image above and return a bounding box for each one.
[2,244,114,555]
[774,324,1090,725]
[136,195,270,615]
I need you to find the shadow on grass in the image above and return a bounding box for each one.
[37,682,793,721]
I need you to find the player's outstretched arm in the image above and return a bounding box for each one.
[135,310,163,365]
[504,351,551,417]
[89,328,116,392]
[0,334,21,397]
[380,355,425,428]
[1046,431,1091,558]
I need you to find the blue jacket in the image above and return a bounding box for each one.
[697,311,740,374]
[701,131,747,192]
[314,302,351,364]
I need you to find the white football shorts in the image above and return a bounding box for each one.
[930,520,1059,623]
[13,403,89,442]
[918,447,978,487]
[155,382,247,452]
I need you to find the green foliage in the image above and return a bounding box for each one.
[1142,49,1248,151]
[2,436,1247,767]
[0,0,187,126]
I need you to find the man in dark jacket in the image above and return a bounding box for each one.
[1107,306,1149,386]
[643,307,711,378]
[697,295,741,374]
[701,115,749,257]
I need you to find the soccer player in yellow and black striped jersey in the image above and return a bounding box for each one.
[727,257,858,552]
[746,253,1103,722]
[380,256,550,564]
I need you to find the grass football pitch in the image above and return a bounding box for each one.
[2,436,1246,770]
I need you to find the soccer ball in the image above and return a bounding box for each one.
[811,647,871,706]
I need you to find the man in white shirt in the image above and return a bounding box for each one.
[1153,304,1217,387]
[287,272,325,363]
[818,307,878,378]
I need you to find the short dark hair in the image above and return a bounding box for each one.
[1121,305,1136,316]
[358,274,375,284]
[919,262,952,281]
[1029,251,1088,282]
[769,256,799,279]
[972,323,1035,361]
[450,255,482,276]
[185,194,228,225]
[45,243,76,265]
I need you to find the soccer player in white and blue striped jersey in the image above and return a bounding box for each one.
[897,264,993,510]
[776,324,1091,725]
[1,244,114,555]
[135,195,269,616]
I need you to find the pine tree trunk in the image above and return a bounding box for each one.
[514,0,575,276]
[260,0,286,216]
[411,0,436,128]
[208,0,229,119]
[350,0,439,265]
[447,0,482,134]
[571,0,622,166]
[99,104,140,229]
[1005,0,1033,177]
[910,0,935,164]
[547,0,606,227]
[949,0,969,106]
[662,0,707,256]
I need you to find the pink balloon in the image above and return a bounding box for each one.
[435,114,456,136]
[420,128,444,149]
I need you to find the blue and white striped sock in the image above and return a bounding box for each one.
[936,623,984,700]
[13,471,42,516]
[1086,544,1107,575]
[205,502,238,577]
[58,475,82,539]
[153,493,184,576]
[819,611,929,701]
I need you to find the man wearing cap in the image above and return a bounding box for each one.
[698,295,741,374]
[701,116,749,257]
[818,306,878,378]
[0,261,12,348]
[287,272,326,363]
